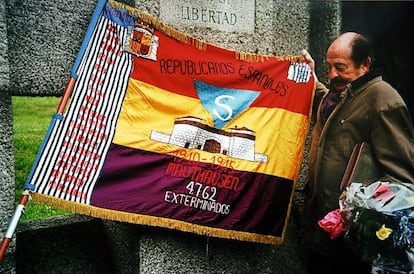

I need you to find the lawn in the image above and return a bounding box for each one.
[12,96,71,221]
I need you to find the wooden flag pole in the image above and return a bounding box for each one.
[0,190,30,263]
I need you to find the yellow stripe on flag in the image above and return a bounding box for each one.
[113,78,308,179]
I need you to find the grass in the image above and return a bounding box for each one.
[12,96,71,221]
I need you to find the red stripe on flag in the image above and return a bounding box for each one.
[130,31,314,115]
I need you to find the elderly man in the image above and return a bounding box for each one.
[301,32,414,274]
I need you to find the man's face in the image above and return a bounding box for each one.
[326,42,369,92]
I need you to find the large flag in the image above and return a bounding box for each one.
[25,0,315,245]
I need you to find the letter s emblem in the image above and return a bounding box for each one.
[213,95,235,122]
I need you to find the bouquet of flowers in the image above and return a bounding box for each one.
[318,181,414,273]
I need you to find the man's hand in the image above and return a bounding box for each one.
[301,49,317,82]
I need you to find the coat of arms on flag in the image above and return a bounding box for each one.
[20,0,315,245]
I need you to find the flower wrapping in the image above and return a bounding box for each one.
[319,181,414,272]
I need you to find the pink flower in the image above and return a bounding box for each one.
[318,209,345,239]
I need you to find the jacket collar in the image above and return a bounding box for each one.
[346,70,382,97]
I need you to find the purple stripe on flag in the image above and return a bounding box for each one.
[91,143,293,236]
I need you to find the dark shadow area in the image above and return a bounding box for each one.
[16,216,116,274]
[342,1,414,122]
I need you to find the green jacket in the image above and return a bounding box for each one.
[302,73,414,258]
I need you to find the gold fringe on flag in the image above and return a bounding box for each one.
[108,0,307,62]
[236,52,305,63]
[31,193,284,245]
[108,0,205,49]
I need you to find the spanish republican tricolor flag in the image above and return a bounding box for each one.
[25,0,315,244]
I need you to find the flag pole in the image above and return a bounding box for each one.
[0,79,76,265]
[0,0,108,264]
[0,75,76,264]
[0,190,30,263]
